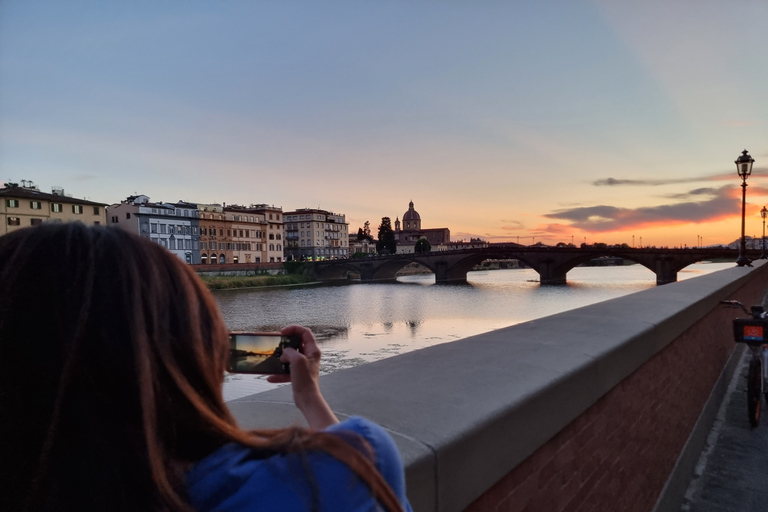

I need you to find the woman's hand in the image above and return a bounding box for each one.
[267,325,339,430]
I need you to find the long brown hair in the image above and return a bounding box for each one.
[0,223,404,512]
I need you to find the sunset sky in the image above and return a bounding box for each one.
[2,1,767,247]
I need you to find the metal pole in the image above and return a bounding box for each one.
[737,178,750,266]
[762,216,766,259]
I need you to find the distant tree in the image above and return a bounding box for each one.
[376,217,397,255]
[357,223,374,243]
[414,238,431,253]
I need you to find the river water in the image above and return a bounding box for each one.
[217,262,733,400]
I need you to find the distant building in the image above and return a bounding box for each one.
[221,204,284,263]
[107,195,201,264]
[284,208,349,261]
[393,201,450,250]
[0,181,107,235]
[442,238,489,251]
[251,204,285,263]
[196,203,231,264]
[349,234,377,256]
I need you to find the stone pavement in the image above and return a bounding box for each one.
[681,349,768,511]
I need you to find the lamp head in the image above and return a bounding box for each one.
[762,206,767,220]
[736,149,755,179]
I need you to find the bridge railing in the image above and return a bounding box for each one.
[227,261,768,512]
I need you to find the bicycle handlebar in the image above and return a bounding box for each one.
[720,300,765,318]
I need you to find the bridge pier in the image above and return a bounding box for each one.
[655,256,677,285]
[434,260,468,283]
[537,260,567,285]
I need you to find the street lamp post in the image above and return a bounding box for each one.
[761,206,767,259]
[735,150,755,266]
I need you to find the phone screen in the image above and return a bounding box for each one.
[228,333,301,374]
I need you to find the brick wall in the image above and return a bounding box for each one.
[463,274,767,512]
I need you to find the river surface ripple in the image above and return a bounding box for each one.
[216,262,732,400]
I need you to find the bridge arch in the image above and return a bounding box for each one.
[438,249,539,282]
[311,261,360,281]
[366,258,437,281]
[313,257,438,282]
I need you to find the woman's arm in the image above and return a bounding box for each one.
[267,325,339,430]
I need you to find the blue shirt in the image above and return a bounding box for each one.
[186,417,413,512]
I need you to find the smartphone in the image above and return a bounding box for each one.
[228,332,302,374]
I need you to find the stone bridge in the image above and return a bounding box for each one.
[311,245,747,285]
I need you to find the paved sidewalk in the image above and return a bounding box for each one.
[681,350,768,511]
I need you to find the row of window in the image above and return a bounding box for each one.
[150,223,197,235]
[286,214,327,221]
[149,237,197,251]
[200,227,274,238]
[201,242,260,251]
[201,213,282,222]
[298,239,347,247]
[197,242,283,252]
[7,217,101,227]
[199,254,281,264]
[5,199,99,214]
[230,215,261,222]
[285,223,348,231]
[7,217,43,226]
[147,208,198,218]
[290,248,349,255]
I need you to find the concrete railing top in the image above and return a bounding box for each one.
[228,262,766,512]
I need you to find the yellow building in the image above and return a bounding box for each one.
[283,208,349,261]
[1,182,107,235]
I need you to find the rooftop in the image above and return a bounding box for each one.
[0,184,107,207]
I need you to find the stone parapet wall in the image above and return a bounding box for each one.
[228,262,768,512]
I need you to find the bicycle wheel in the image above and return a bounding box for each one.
[747,357,762,427]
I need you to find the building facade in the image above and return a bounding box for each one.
[0,182,107,235]
[196,204,284,264]
[107,195,201,263]
[253,205,284,263]
[349,235,377,256]
[197,204,232,264]
[393,201,450,248]
[284,208,349,261]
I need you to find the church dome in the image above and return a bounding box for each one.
[402,200,420,221]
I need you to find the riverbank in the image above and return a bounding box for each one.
[200,274,315,290]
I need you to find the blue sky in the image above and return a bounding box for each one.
[2,1,767,245]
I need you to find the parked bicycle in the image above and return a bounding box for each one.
[721,300,768,427]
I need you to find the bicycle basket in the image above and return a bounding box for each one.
[733,318,768,346]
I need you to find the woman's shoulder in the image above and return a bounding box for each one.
[186,417,411,512]
[326,417,405,475]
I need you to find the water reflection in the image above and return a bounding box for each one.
[216,262,733,400]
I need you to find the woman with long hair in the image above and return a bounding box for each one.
[0,222,411,512]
